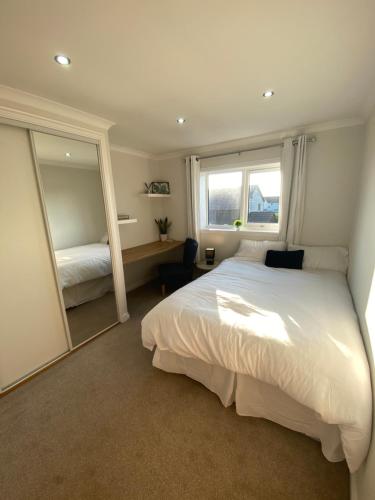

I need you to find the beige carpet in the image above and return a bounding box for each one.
[0,281,349,500]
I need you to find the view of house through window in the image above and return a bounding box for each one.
[248,170,281,225]
[204,163,281,229]
[208,171,242,225]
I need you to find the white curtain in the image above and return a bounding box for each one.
[278,137,294,241]
[185,155,200,250]
[286,135,308,244]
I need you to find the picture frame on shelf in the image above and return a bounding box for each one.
[151,181,170,195]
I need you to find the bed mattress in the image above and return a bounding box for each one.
[62,274,114,309]
[55,243,112,289]
[142,257,372,472]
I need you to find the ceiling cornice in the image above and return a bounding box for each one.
[302,117,364,134]
[110,143,157,160]
[0,85,115,131]
[39,160,99,171]
[150,116,365,161]
[0,85,364,160]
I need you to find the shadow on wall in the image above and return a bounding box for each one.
[365,269,375,358]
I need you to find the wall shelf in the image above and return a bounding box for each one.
[140,193,171,198]
[118,218,138,225]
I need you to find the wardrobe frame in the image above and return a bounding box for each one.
[0,86,129,394]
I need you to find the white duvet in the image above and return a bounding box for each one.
[142,258,372,472]
[55,243,112,289]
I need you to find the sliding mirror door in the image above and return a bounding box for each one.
[31,132,118,347]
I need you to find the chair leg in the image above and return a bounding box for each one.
[161,283,166,296]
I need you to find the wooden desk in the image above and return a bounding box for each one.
[122,240,184,265]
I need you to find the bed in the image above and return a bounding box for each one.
[55,243,113,308]
[142,257,372,472]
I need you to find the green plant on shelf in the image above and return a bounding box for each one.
[233,219,243,230]
[154,217,172,235]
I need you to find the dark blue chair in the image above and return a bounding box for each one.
[159,238,198,295]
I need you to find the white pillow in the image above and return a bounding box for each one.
[235,239,286,262]
[288,244,348,273]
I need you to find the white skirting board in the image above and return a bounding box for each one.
[125,275,156,292]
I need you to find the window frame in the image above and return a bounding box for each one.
[201,161,281,233]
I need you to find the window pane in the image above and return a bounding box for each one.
[248,170,281,225]
[208,171,242,225]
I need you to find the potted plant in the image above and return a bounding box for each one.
[155,217,172,241]
[233,219,243,231]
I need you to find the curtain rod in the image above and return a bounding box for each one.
[197,136,316,161]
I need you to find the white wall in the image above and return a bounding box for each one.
[156,156,188,242]
[40,164,107,250]
[348,112,375,500]
[301,126,364,246]
[111,124,364,288]
[111,149,182,290]
[110,150,162,249]
[157,125,364,260]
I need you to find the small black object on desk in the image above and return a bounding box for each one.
[205,247,215,265]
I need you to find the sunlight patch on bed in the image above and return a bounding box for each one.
[215,289,291,345]
[287,315,301,328]
[327,335,353,359]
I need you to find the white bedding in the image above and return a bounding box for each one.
[142,258,372,472]
[55,243,112,289]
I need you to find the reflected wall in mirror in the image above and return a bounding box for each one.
[32,132,118,347]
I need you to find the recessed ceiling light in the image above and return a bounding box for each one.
[54,54,71,66]
[65,152,71,158]
[262,90,274,98]
[176,117,186,125]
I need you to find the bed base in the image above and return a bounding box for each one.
[153,348,344,464]
[63,275,114,309]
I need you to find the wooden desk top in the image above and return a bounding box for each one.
[122,240,184,265]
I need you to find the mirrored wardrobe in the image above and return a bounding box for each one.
[31,132,118,347]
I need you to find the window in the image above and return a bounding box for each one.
[201,162,281,232]
[248,169,280,226]
[207,171,242,225]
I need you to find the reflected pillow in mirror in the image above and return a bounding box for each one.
[100,233,109,244]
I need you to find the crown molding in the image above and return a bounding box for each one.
[152,116,365,161]
[110,143,156,160]
[109,116,365,162]
[39,160,99,171]
[302,116,364,134]
[0,85,115,131]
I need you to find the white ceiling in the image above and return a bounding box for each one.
[33,132,99,168]
[1,0,375,155]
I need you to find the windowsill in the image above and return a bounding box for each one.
[200,227,279,235]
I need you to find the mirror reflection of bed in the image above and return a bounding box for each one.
[32,132,118,347]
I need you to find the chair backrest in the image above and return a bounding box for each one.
[183,238,198,267]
